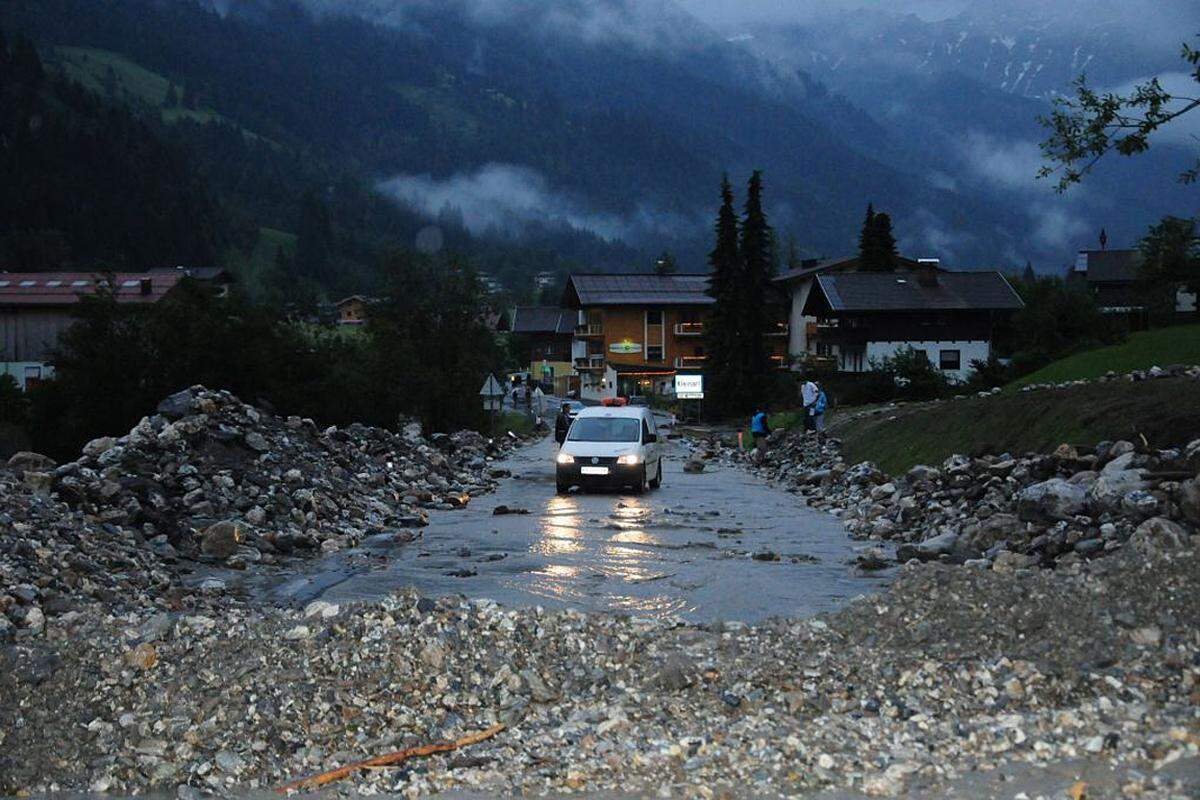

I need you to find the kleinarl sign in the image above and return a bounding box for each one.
[675,374,704,399]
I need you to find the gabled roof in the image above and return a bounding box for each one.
[0,272,184,307]
[564,274,714,307]
[148,266,234,283]
[1075,249,1141,283]
[510,306,575,335]
[804,271,1023,314]
[773,254,926,284]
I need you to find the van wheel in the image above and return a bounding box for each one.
[648,460,662,489]
[631,467,648,495]
[556,481,570,495]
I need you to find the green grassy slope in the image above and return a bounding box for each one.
[1009,324,1200,388]
[53,47,226,125]
[836,377,1200,474]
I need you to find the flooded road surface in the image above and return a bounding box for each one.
[252,437,894,623]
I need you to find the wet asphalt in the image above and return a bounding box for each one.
[247,436,894,623]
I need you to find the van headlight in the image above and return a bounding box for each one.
[616,454,641,465]
[556,452,575,464]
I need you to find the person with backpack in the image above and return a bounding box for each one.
[810,383,828,440]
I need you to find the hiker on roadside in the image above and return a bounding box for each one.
[750,405,771,459]
[554,403,572,447]
[810,382,828,441]
[801,377,819,434]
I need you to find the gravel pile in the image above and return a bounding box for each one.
[712,429,1200,572]
[1,387,523,636]
[2,543,1197,797]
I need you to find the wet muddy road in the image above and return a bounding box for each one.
[245,437,894,623]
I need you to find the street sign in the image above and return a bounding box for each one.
[480,373,504,412]
[675,374,704,399]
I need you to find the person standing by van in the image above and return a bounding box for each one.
[554,403,572,447]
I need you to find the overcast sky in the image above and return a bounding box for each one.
[676,0,971,27]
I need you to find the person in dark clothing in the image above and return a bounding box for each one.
[554,405,572,446]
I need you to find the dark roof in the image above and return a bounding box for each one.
[1076,249,1141,283]
[0,272,185,307]
[806,271,1023,314]
[510,306,574,335]
[773,254,925,284]
[148,266,234,282]
[564,274,713,307]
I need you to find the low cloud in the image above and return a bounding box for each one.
[959,133,1045,191]
[1029,203,1090,251]
[378,162,693,241]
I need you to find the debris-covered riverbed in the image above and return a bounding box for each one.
[234,437,893,622]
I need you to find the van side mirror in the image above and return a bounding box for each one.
[643,432,657,444]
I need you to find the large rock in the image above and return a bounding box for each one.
[156,388,198,420]
[200,520,243,559]
[896,531,959,562]
[1180,479,1200,526]
[961,513,1023,553]
[6,452,57,473]
[1087,469,1148,512]
[1017,478,1087,522]
[1129,517,1192,556]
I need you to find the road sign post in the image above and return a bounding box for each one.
[480,373,504,436]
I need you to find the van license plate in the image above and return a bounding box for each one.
[581,466,609,476]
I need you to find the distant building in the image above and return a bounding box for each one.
[1072,248,1197,321]
[477,272,504,295]
[774,254,929,363]
[335,295,371,325]
[509,306,576,395]
[562,273,788,401]
[800,266,1023,380]
[0,270,231,389]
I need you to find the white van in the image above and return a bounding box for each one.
[555,406,664,494]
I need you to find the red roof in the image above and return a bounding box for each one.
[0,272,184,306]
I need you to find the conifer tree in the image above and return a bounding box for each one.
[738,170,773,406]
[857,203,876,265]
[869,212,898,270]
[704,175,741,417]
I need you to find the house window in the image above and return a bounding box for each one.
[646,310,663,326]
[647,345,664,362]
[939,349,961,371]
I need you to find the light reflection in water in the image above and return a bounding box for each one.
[533,495,583,556]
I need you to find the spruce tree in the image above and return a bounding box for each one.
[858,203,876,266]
[868,212,898,270]
[738,170,773,409]
[704,175,741,417]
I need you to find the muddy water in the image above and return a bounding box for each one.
[247,438,894,623]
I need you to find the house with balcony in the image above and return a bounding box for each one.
[774,253,937,365]
[800,265,1023,381]
[562,273,788,401]
[509,306,577,394]
[1071,248,1198,324]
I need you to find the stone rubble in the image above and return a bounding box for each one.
[1016,363,1200,394]
[2,544,1198,798]
[0,386,523,633]
[709,428,1200,573]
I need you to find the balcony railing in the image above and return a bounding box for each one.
[574,356,606,371]
[766,322,790,336]
[674,322,704,336]
[674,355,707,369]
[574,323,604,337]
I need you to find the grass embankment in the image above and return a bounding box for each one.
[1009,324,1200,388]
[836,376,1200,474]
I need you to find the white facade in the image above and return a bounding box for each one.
[0,361,54,390]
[580,364,618,403]
[862,340,990,382]
[786,277,818,358]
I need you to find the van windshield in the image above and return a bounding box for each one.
[568,417,640,442]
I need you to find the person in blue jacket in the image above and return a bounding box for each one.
[750,406,771,456]
[810,382,828,440]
